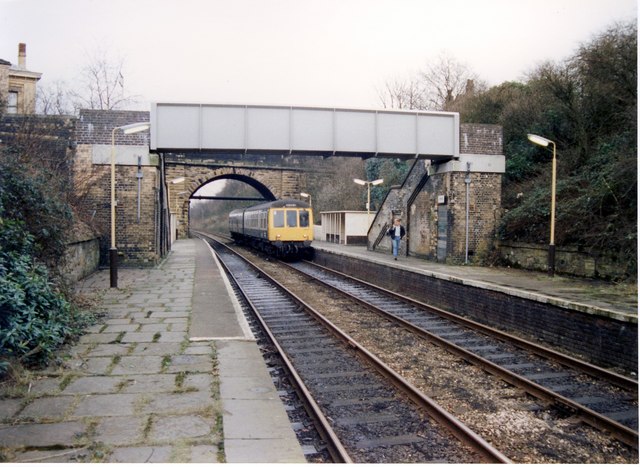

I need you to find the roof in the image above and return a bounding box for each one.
[231,198,311,214]
[0,59,11,66]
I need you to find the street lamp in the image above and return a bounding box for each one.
[300,192,312,208]
[167,177,186,245]
[110,121,150,288]
[527,133,557,276]
[354,178,383,227]
[168,177,186,214]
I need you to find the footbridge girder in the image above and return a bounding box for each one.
[151,103,460,161]
[190,196,268,201]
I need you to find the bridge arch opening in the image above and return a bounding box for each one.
[191,174,276,202]
[186,174,279,237]
[165,161,307,242]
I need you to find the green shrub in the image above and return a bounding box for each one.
[0,222,91,371]
[0,154,72,271]
[0,155,90,374]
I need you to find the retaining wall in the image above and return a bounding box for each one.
[312,249,637,373]
[63,237,100,283]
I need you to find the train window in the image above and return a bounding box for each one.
[273,210,284,228]
[286,210,297,227]
[299,210,309,227]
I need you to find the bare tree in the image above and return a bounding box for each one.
[377,77,427,110]
[378,52,485,112]
[420,52,483,111]
[37,80,74,115]
[70,48,136,111]
[36,49,138,115]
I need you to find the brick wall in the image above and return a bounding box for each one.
[73,143,160,266]
[76,109,324,262]
[448,172,502,261]
[76,109,150,146]
[313,250,637,372]
[460,123,503,155]
[370,123,504,263]
[75,110,160,266]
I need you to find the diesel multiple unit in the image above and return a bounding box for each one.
[229,199,314,258]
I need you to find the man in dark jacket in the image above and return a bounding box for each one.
[387,218,405,260]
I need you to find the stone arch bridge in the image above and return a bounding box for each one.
[73,106,503,267]
[164,160,307,240]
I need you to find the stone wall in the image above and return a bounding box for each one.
[369,123,504,263]
[499,242,629,280]
[63,238,100,283]
[60,221,100,282]
[75,110,161,267]
[0,61,9,108]
[0,114,76,161]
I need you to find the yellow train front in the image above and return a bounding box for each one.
[229,199,314,259]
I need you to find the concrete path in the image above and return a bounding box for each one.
[0,239,306,463]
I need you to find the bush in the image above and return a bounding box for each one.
[0,219,92,373]
[0,154,91,374]
[0,155,72,272]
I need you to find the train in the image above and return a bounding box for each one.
[229,198,314,259]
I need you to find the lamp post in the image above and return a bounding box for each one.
[353,178,383,224]
[300,192,312,208]
[168,177,186,244]
[110,121,150,288]
[527,133,557,276]
[168,177,186,214]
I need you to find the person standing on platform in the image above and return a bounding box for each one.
[387,218,406,260]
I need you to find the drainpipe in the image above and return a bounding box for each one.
[136,156,143,223]
[464,162,471,264]
[159,153,169,257]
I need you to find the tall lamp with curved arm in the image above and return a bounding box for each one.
[527,133,557,276]
[110,121,150,287]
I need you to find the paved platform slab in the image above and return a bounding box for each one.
[191,239,253,341]
[0,239,306,463]
[217,339,306,463]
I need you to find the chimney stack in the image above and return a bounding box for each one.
[18,43,26,69]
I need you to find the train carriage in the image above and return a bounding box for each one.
[229,199,313,259]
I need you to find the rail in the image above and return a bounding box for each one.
[292,260,639,448]
[205,235,510,463]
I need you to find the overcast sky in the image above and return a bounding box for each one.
[0,0,637,110]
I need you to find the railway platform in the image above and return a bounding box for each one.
[311,240,637,320]
[0,237,635,463]
[0,238,306,463]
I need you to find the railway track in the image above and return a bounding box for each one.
[197,232,637,462]
[276,263,638,456]
[205,236,510,463]
[284,259,638,447]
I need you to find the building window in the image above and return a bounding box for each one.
[7,91,18,114]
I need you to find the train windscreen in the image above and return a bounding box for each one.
[273,210,284,228]
[286,211,298,227]
[299,210,309,227]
